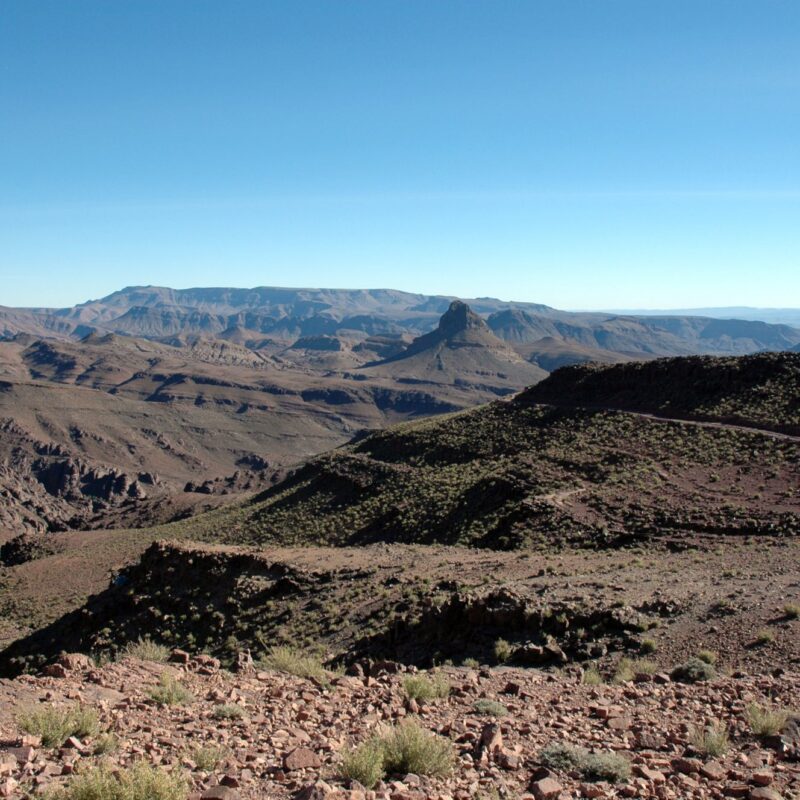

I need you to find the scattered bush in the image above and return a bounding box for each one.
[755,629,775,646]
[689,722,729,757]
[403,674,450,702]
[121,638,170,663]
[581,752,632,783]
[582,666,603,685]
[191,744,229,771]
[472,699,508,717]
[613,657,656,683]
[461,657,480,669]
[671,658,716,683]
[784,603,800,620]
[639,638,657,654]
[212,704,244,721]
[539,742,588,772]
[539,742,630,783]
[17,704,101,748]
[340,721,453,788]
[493,639,513,664]
[696,650,718,665]
[44,762,187,800]
[746,703,790,737]
[259,646,327,682]
[147,674,193,707]
[92,733,119,756]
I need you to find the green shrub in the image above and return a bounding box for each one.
[191,744,229,771]
[403,674,450,702]
[92,733,119,756]
[581,752,631,783]
[45,762,187,800]
[755,629,775,646]
[696,650,718,665]
[212,704,244,721]
[539,743,629,783]
[671,658,716,683]
[539,742,587,771]
[147,674,193,707]
[340,721,453,787]
[784,603,800,620]
[259,646,327,682]
[746,703,790,737]
[639,638,657,654]
[613,657,655,683]
[121,638,170,663]
[17,704,101,748]
[340,738,386,789]
[689,722,729,757]
[493,639,513,664]
[472,699,508,717]
[461,657,480,669]
[582,666,603,685]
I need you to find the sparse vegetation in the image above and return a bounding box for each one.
[17,704,101,748]
[44,762,187,800]
[472,699,508,717]
[403,673,450,702]
[340,721,453,788]
[671,658,716,683]
[191,744,229,771]
[696,649,718,665]
[92,733,119,756]
[746,703,790,737]
[755,628,775,646]
[493,638,513,664]
[582,666,603,685]
[639,637,657,654]
[121,638,170,663]
[689,722,729,757]
[147,673,193,706]
[784,603,800,620]
[212,703,245,721]
[539,742,630,783]
[258,646,328,682]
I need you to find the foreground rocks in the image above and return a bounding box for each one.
[0,653,798,800]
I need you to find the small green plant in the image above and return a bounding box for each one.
[671,658,716,683]
[493,638,513,664]
[755,629,775,646]
[259,646,327,682]
[340,738,386,789]
[44,762,188,800]
[696,649,718,665]
[16,704,101,748]
[403,673,450,702]
[689,722,729,757]
[472,699,508,717]
[147,673,193,707]
[539,742,588,771]
[461,657,480,668]
[339,721,453,788]
[539,743,629,783]
[191,744,229,771]
[581,752,632,783]
[121,638,170,663]
[212,704,244,721]
[582,666,603,685]
[746,703,790,737]
[92,733,119,756]
[640,638,657,654]
[784,603,800,620]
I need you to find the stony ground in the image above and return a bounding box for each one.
[0,652,798,800]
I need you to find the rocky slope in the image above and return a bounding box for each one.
[0,650,798,800]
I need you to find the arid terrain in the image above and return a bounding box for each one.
[0,298,799,800]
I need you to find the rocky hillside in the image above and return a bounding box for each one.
[521,352,800,435]
[179,353,800,552]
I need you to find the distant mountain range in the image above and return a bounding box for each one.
[3,286,800,370]
[605,306,800,328]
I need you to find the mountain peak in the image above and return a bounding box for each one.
[437,300,487,337]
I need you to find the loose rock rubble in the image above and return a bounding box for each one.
[0,653,798,800]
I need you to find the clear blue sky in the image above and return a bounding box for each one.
[1,1,798,309]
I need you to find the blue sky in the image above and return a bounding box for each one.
[1,1,798,309]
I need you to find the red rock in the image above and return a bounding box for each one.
[634,765,666,784]
[751,770,773,787]
[201,787,240,800]
[748,789,782,800]
[530,777,562,800]
[284,747,322,771]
